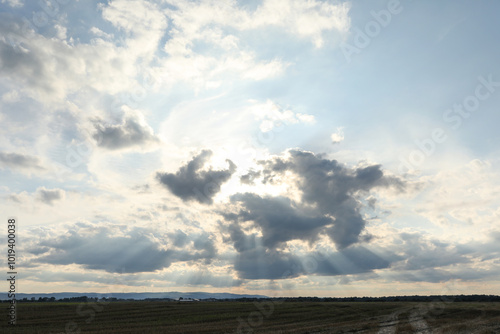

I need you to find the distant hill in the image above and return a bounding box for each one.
[0,291,268,300]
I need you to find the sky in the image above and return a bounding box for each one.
[1,0,500,297]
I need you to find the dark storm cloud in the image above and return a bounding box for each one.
[0,151,44,170]
[258,150,404,248]
[193,233,217,261]
[223,224,486,281]
[219,221,299,279]
[225,150,405,251]
[234,247,302,280]
[218,149,408,279]
[313,246,399,276]
[220,216,400,279]
[33,225,218,273]
[224,193,333,248]
[37,230,173,273]
[156,150,236,204]
[220,221,259,253]
[228,240,398,279]
[93,115,159,150]
[36,188,64,205]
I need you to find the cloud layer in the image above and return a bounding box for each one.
[217,149,406,279]
[30,223,217,273]
[2,0,500,296]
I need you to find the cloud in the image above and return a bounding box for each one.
[395,232,470,271]
[233,247,302,280]
[248,0,351,47]
[240,169,261,185]
[223,193,332,249]
[156,0,350,89]
[90,27,114,40]
[1,0,23,8]
[168,229,189,248]
[7,194,21,203]
[0,1,165,103]
[37,230,172,273]
[251,100,315,133]
[31,223,218,273]
[413,159,500,229]
[92,107,159,151]
[387,267,500,284]
[313,246,396,276]
[255,150,405,249]
[223,222,488,281]
[165,0,350,49]
[0,14,81,100]
[221,224,399,279]
[174,271,243,288]
[36,187,64,205]
[0,151,44,170]
[217,149,407,279]
[99,0,167,59]
[156,150,236,204]
[331,127,344,144]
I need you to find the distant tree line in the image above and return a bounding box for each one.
[1,296,122,303]
[216,295,500,303]
[2,294,499,303]
[0,296,179,303]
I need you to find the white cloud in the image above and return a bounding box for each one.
[100,0,167,59]
[296,113,316,124]
[406,158,500,243]
[53,24,67,40]
[165,0,350,46]
[155,0,350,89]
[331,127,345,144]
[252,100,315,133]
[89,27,114,40]
[246,0,351,47]
[0,1,169,104]
[1,0,22,8]
[1,20,131,101]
